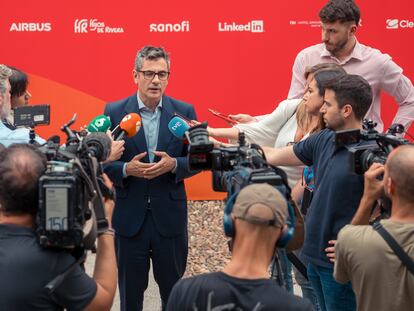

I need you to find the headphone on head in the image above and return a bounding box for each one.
[223,187,295,248]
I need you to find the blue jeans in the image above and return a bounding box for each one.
[292,252,321,311]
[307,263,356,311]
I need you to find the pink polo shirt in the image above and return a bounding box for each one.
[288,39,414,132]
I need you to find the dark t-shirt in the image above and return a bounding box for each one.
[166,272,313,311]
[0,224,97,311]
[293,129,366,268]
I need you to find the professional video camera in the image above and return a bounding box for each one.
[34,114,112,250]
[335,120,412,175]
[187,122,288,194]
[336,120,413,220]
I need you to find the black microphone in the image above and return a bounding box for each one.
[47,135,61,145]
[83,132,112,162]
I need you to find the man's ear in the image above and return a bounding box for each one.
[132,70,138,82]
[386,177,395,197]
[342,104,353,118]
[349,24,357,36]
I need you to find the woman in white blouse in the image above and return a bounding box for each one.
[208,63,346,189]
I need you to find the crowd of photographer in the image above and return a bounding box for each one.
[1,1,414,310]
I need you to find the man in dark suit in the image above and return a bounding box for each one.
[103,46,197,311]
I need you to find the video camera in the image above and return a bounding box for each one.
[34,114,112,250]
[335,120,411,175]
[186,122,289,195]
[336,121,412,221]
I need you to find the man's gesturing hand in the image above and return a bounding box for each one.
[126,152,155,178]
[143,151,176,180]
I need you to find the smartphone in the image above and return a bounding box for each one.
[173,112,198,127]
[208,108,238,125]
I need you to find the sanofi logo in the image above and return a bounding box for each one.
[149,21,190,32]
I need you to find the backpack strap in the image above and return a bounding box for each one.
[373,221,414,275]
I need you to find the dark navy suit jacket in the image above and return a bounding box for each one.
[104,94,197,238]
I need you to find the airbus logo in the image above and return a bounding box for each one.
[386,19,414,29]
[10,22,52,32]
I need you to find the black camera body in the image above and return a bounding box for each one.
[335,121,411,175]
[37,161,89,248]
[35,115,111,250]
[187,123,287,194]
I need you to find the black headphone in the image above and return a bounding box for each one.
[223,188,295,248]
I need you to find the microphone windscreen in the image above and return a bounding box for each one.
[87,115,112,133]
[119,113,141,138]
[83,132,112,162]
[47,135,61,145]
[168,116,190,139]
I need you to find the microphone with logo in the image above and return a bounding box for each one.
[168,116,191,143]
[112,113,142,141]
[87,115,112,133]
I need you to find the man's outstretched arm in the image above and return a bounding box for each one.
[263,145,304,167]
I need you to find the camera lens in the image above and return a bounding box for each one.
[361,150,387,173]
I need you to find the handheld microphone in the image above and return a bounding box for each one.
[83,132,112,162]
[112,113,142,141]
[168,116,190,141]
[87,115,112,133]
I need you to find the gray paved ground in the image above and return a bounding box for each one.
[85,253,161,311]
[85,253,302,311]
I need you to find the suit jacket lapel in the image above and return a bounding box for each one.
[124,94,149,160]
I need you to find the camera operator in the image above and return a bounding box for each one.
[0,144,117,311]
[0,64,45,146]
[262,74,372,311]
[166,183,313,310]
[334,145,414,311]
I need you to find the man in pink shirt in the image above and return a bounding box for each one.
[288,0,414,133]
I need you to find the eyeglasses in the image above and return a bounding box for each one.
[138,70,170,81]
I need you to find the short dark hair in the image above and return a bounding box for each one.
[7,66,29,98]
[319,0,360,25]
[134,46,170,71]
[0,144,46,215]
[325,74,372,120]
[313,67,347,97]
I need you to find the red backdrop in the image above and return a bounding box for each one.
[1,0,413,199]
